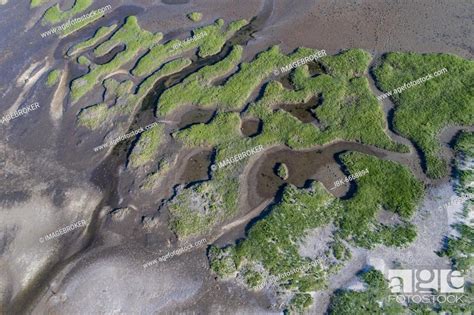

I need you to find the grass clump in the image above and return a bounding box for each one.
[208,245,238,277]
[331,240,351,261]
[140,160,171,190]
[77,55,90,66]
[187,12,202,22]
[168,182,223,238]
[442,223,474,272]
[42,0,93,25]
[128,124,164,168]
[133,18,248,77]
[68,24,117,56]
[276,162,288,180]
[288,293,313,314]
[243,269,264,289]
[454,132,474,194]
[70,16,163,102]
[46,69,61,87]
[77,103,108,129]
[374,52,474,178]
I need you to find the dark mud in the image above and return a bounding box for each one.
[278,73,293,89]
[240,117,262,137]
[275,95,321,124]
[176,107,215,130]
[178,149,212,185]
[162,0,190,4]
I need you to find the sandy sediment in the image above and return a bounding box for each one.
[50,64,69,122]
[7,57,50,116]
[0,141,102,313]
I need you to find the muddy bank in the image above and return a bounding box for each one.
[175,106,215,130]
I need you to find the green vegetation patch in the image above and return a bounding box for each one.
[141,160,171,190]
[328,269,404,315]
[70,16,163,102]
[276,163,288,180]
[133,18,248,77]
[42,0,93,25]
[374,52,474,178]
[187,12,202,22]
[329,269,473,314]
[46,69,61,87]
[68,24,117,56]
[339,152,424,248]
[77,103,108,129]
[77,55,91,66]
[175,112,241,147]
[31,0,49,8]
[443,222,474,272]
[128,124,165,168]
[158,46,331,116]
[440,132,474,273]
[454,132,474,194]
[168,182,225,238]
